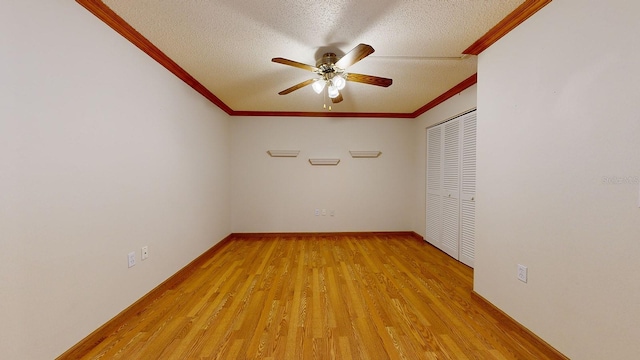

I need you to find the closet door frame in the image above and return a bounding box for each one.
[459,112,477,267]
[425,125,443,248]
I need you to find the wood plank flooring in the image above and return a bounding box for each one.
[61,233,565,359]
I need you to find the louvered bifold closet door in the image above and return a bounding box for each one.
[425,110,476,267]
[425,126,443,246]
[440,119,461,260]
[459,112,477,267]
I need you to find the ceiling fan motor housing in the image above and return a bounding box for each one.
[317,53,339,73]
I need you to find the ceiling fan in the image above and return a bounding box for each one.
[272,43,392,106]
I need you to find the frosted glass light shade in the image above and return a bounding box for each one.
[311,80,325,94]
[333,75,346,90]
[327,85,339,98]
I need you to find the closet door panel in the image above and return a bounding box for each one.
[441,196,460,259]
[461,112,477,197]
[460,199,475,267]
[443,119,460,196]
[440,119,460,257]
[426,193,441,244]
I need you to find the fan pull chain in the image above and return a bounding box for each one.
[322,86,331,111]
[323,88,327,111]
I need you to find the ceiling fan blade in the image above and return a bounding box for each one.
[331,92,344,104]
[278,78,317,95]
[346,73,393,87]
[335,43,375,69]
[272,57,318,72]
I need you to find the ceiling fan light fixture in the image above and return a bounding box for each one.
[311,79,326,94]
[332,74,346,90]
[273,44,391,106]
[327,85,339,98]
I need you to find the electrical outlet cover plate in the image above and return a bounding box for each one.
[141,246,149,260]
[517,264,528,283]
[128,252,136,268]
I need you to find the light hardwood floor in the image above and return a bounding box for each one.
[61,233,565,359]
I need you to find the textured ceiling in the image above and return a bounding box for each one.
[100,0,526,115]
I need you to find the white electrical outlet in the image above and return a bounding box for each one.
[314,209,320,216]
[141,246,149,260]
[128,252,136,268]
[517,264,528,283]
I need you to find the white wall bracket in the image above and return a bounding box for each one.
[267,150,300,157]
[349,150,382,158]
[309,158,340,166]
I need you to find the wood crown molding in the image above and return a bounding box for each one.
[411,74,477,118]
[230,110,415,119]
[76,0,545,118]
[75,0,234,115]
[463,0,552,55]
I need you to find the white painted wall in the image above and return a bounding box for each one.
[0,1,231,359]
[15,0,637,359]
[475,1,640,358]
[411,86,477,238]
[230,116,414,232]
